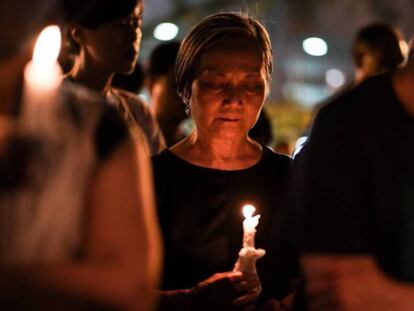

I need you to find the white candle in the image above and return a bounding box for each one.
[21,25,62,134]
[234,204,266,275]
[242,204,260,248]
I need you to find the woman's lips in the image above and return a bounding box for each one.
[217,117,240,122]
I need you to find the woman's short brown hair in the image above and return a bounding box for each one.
[175,12,273,104]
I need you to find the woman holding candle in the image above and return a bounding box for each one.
[0,0,161,309]
[153,12,296,310]
[60,0,165,155]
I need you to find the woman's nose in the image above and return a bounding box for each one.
[222,85,242,106]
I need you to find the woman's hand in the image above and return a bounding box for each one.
[191,271,261,309]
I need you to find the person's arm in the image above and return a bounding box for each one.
[302,255,414,311]
[0,140,162,310]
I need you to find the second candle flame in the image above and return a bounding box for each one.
[33,25,61,69]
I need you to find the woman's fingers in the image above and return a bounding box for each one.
[232,288,261,306]
[210,271,243,284]
[234,278,260,293]
[231,272,261,307]
[194,271,262,308]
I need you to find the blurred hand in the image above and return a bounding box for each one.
[302,255,414,311]
[191,271,261,310]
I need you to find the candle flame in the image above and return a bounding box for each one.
[242,204,256,219]
[33,25,61,68]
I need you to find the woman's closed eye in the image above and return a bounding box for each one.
[241,82,265,93]
[200,81,226,91]
[117,16,143,29]
[199,79,265,94]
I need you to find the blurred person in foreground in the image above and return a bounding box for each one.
[293,26,414,311]
[0,0,161,309]
[61,0,165,155]
[152,12,297,310]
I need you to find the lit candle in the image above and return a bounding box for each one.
[234,204,266,275]
[21,25,63,133]
[242,204,260,248]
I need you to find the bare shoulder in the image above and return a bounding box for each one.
[111,88,153,118]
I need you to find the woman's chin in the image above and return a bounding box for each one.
[114,59,138,76]
[211,128,247,140]
[118,65,135,75]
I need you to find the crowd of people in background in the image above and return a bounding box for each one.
[0,0,413,310]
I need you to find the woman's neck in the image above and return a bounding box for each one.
[171,130,262,170]
[69,52,113,93]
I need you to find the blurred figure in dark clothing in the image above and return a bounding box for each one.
[304,23,406,145]
[293,33,414,311]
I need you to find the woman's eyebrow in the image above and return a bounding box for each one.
[202,68,261,74]
[245,72,262,77]
[200,70,226,76]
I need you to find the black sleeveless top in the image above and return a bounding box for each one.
[152,146,294,300]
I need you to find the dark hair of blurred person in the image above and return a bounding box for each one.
[60,0,166,154]
[0,0,161,308]
[352,23,405,83]
[306,23,407,134]
[146,41,187,147]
